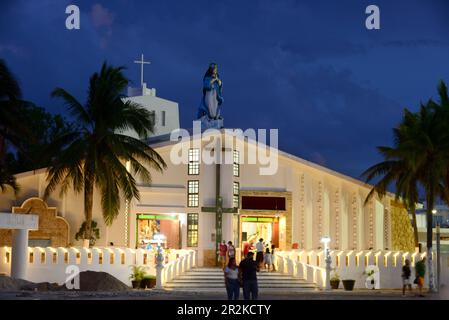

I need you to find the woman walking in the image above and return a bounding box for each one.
[264,247,273,272]
[223,257,240,300]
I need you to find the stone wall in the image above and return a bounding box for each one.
[390,200,415,252]
[0,198,69,247]
[202,249,216,267]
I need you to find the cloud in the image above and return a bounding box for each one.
[90,4,115,28]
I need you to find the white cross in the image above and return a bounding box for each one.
[134,53,151,86]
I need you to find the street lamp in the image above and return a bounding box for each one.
[432,209,437,214]
[320,236,331,291]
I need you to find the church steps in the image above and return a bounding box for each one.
[164,268,318,291]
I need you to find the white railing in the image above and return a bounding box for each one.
[275,249,447,289]
[275,251,326,288]
[160,249,196,286]
[0,246,195,287]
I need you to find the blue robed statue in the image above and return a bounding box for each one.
[197,63,224,129]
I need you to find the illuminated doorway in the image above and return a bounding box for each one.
[136,214,180,249]
[240,216,279,250]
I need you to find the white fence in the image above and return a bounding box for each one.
[275,249,449,289]
[0,246,195,287]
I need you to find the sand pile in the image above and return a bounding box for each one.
[0,275,34,291]
[78,271,130,292]
[0,271,130,292]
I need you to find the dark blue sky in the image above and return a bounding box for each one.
[1,0,449,180]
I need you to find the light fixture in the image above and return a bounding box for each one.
[432,209,437,214]
[320,236,331,246]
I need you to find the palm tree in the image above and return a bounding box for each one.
[408,103,449,292]
[0,59,26,194]
[44,62,166,245]
[362,146,420,249]
[363,81,449,292]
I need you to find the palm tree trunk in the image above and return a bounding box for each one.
[410,204,420,251]
[83,174,94,248]
[426,193,435,292]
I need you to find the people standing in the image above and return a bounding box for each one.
[223,257,240,300]
[415,257,426,297]
[219,240,228,268]
[402,259,412,296]
[227,241,236,261]
[239,252,258,300]
[264,247,273,272]
[255,238,264,271]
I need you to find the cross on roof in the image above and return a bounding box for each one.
[134,53,151,86]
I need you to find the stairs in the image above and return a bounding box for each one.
[164,268,319,292]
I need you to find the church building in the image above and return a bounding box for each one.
[0,63,415,267]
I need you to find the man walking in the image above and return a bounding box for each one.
[255,238,264,271]
[219,240,228,268]
[227,241,236,260]
[402,259,412,296]
[239,252,258,300]
[415,257,426,297]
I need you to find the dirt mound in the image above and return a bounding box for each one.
[0,271,130,292]
[0,275,34,291]
[79,271,130,292]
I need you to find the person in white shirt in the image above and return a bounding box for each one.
[255,238,264,270]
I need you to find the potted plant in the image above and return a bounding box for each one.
[129,265,146,289]
[140,275,157,289]
[330,271,340,289]
[342,279,356,291]
[75,220,100,248]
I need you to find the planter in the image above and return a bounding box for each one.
[131,280,141,289]
[342,280,355,291]
[82,239,90,248]
[147,278,156,289]
[330,279,340,290]
[140,278,157,289]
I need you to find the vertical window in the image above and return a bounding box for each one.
[188,180,199,207]
[188,149,200,175]
[161,111,166,126]
[233,182,240,208]
[233,150,240,177]
[187,213,199,247]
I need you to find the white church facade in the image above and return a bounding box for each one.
[0,73,415,267]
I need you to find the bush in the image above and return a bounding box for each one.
[75,221,100,246]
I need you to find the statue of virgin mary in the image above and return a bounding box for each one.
[197,63,224,128]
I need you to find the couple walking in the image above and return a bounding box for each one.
[255,238,275,272]
[219,240,235,268]
[223,252,259,300]
[402,257,426,297]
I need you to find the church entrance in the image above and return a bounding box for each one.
[136,214,180,249]
[240,215,279,253]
